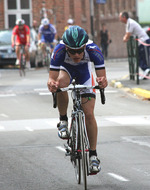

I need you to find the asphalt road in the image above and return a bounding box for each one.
[0,65,150,190]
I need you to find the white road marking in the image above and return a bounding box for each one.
[34,88,48,92]
[39,92,51,96]
[0,126,5,131]
[106,115,150,125]
[25,127,34,132]
[105,90,117,93]
[122,136,150,148]
[0,94,16,97]
[0,113,8,118]
[0,115,149,132]
[108,173,129,182]
[56,146,66,152]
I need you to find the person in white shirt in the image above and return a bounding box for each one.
[119,11,150,79]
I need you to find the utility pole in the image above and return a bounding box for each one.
[90,0,94,40]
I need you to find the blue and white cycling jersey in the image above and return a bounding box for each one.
[50,40,105,95]
[39,24,57,43]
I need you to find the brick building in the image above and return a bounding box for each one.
[0,0,136,58]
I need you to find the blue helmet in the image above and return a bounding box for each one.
[62,25,88,49]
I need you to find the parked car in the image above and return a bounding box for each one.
[0,29,16,66]
[0,29,42,68]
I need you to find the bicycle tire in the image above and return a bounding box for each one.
[78,112,88,190]
[47,52,51,72]
[70,119,81,184]
[20,53,25,77]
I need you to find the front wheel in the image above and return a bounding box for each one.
[78,113,88,190]
[19,54,26,77]
[70,119,81,184]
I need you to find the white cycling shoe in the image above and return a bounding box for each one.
[57,121,69,139]
[89,155,101,175]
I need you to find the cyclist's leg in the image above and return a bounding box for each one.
[24,44,30,68]
[82,97,101,174]
[81,96,97,151]
[15,43,21,65]
[56,69,70,139]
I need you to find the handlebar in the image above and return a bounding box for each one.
[52,84,106,108]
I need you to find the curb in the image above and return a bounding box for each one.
[110,80,150,100]
[131,88,150,99]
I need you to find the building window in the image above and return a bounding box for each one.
[8,0,17,9]
[4,0,32,29]
[20,0,29,9]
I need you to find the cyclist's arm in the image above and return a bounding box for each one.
[96,69,108,89]
[11,34,15,45]
[26,34,30,45]
[47,70,59,92]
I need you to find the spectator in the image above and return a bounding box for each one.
[119,11,150,79]
[32,20,39,34]
[100,23,111,59]
[64,18,74,31]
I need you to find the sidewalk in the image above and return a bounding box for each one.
[106,58,150,100]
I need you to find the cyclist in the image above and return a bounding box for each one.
[64,18,74,31]
[11,19,30,68]
[47,26,108,174]
[38,18,57,59]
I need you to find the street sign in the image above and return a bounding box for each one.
[96,0,106,4]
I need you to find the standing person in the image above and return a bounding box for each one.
[100,23,111,59]
[11,19,30,68]
[38,18,57,56]
[32,20,39,34]
[47,26,108,174]
[64,18,74,31]
[119,11,150,79]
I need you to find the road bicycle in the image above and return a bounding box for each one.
[52,81,105,190]
[42,43,52,72]
[15,45,26,77]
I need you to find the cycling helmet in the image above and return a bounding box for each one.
[67,18,74,24]
[16,19,25,25]
[62,25,88,49]
[41,18,49,26]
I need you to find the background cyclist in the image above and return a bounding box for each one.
[11,19,30,69]
[47,26,108,174]
[38,18,57,64]
[64,18,74,31]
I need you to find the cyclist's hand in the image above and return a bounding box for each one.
[26,43,30,47]
[96,76,108,89]
[38,40,41,45]
[47,79,59,92]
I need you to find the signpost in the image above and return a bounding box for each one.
[96,0,106,4]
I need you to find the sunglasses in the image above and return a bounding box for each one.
[67,48,84,55]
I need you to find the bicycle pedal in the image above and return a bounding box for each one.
[65,152,71,156]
